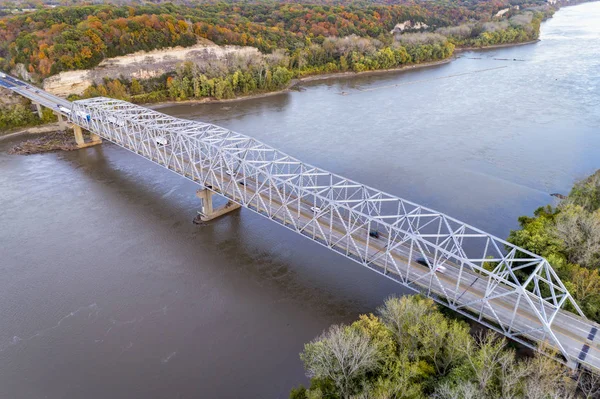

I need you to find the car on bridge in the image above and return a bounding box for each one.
[155,136,168,146]
[416,257,447,273]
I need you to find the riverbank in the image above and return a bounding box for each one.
[0,122,63,141]
[0,123,84,155]
[148,37,537,110]
[7,129,80,155]
[149,58,454,110]
[455,39,540,52]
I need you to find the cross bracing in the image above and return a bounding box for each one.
[68,97,599,369]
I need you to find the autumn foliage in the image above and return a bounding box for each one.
[0,1,547,79]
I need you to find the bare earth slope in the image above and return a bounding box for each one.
[43,41,261,96]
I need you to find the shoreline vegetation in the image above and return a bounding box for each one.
[0,1,557,116]
[291,295,597,399]
[506,170,600,324]
[148,57,453,109]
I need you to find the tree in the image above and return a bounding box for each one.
[554,205,600,268]
[522,348,576,399]
[130,78,143,95]
[507,205,563,259]
[300,324,381,398]
[461,331,506,394]
[377,295,438,361]
[567,171,600,212]
[497,350,529,399]
[432,381,479,399]
[577,370,600,399]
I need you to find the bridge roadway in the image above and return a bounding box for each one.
[0,74,71,113]
[2,73,600,371]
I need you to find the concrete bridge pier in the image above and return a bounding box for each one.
[73,125,85,147]
[54,112,67,130]
[72,125,102,149]
[34,102,43,119]
[196,188,240,221]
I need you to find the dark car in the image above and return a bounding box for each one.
[416,257,429,266]
[369,230,379,238]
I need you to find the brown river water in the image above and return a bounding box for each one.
[1,3,599,398]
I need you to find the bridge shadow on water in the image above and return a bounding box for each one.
[59,142,406,320]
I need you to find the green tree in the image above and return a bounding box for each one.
[130,78,143,95]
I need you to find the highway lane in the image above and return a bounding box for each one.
[0,75,71,115]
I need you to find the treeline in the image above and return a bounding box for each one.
[291,296,598,399]
[0,1,550,80]
[508,170,600,323]
[77,34,454,104]
[436,11,547,47]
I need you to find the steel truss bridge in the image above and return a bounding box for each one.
[3,73,600,371]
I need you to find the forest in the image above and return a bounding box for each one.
[291,296,600,399]
[0,0,558,123]
[0,1,547,80]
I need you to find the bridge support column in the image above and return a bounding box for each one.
[68,124,102,149]
[196,188,240,222]
[73,125,85,147]
[34,102,43,119]
[54,112,67,130]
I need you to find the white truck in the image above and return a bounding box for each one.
[58,105,71,115]
[0,72,6,78]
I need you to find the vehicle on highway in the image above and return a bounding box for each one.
[225,170,234,176]
[0,72,6,78]
[58,106,71,115]
[155,136,168,146]
[416,257,446,273]
[369,230,379,238]
[416,257,429,267]
[310,206,322,214]
[75,110,91,122]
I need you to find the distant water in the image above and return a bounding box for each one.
[1,3,599,398]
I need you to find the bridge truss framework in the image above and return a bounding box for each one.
[70,97,588,366]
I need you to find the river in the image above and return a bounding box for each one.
[1,3,599,398]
